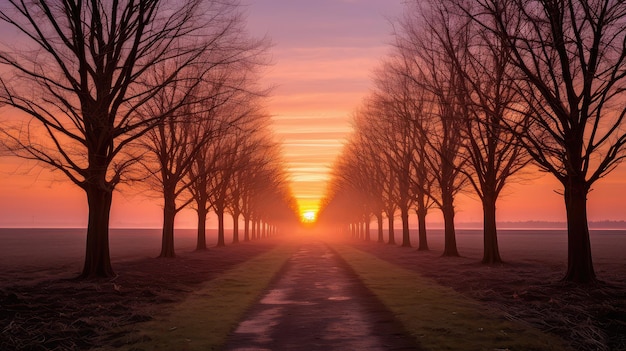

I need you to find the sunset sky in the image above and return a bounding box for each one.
[0,0,624,228]
[245,0,405,217]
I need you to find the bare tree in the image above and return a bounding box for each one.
[373,59,438,251]
[206,114,273,247]
[243,152,294,239]
[465,0,626,282]
[229,129,282,241]
[189,149,214,250]
[210,135,239,247]
[367,94,412,247]
[353,139,387,242]
[141,69,236,257]
[328,135,384,242]
[406,90,437,252]
[395,4,469,256]
[322,158,365,239]
[429,0,531,264]
[399,66,437,252]
[188,130,229,251]
[370,57,439,249]
[146,58,267,256]
[141,98,201,258]
[0,0,247,278]
[239,167,257,241]
[352,105,401,245]
[225,118,276,244]
[351,130,387,243]
[265,168,297,233]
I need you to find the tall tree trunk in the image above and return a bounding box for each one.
[415,190,430,251]
[481,194,502,264]
[416,208,429,251]
[365,220,371,241]
[232,212,240,244]
[159,190,177,258]
[216,207,226,247]
[243,216,250,241]
[400,204,411,247]
[441,201,459,256]
[563,179,596,283]
[195,206,208,251]
[251,218,257,240]
[387,214,396,245]
[376,213,384,243]
[80,183,114,278]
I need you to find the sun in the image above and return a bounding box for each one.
[301,210,317,223]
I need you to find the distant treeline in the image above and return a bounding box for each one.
[424,221,626,230]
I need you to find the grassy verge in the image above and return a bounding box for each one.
[332,244,568,351]
[109,243,296,351]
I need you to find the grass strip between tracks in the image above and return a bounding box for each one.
[110,243,296,351]
[333,244,568,351]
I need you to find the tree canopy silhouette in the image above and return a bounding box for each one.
[0,0,259,278]
[462,0,626,283]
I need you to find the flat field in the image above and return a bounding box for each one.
[0,228,624,350]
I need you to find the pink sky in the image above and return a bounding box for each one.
[245,0,406,215]
[0,0,624,227]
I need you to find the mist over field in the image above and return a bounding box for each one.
[2,227,624,278]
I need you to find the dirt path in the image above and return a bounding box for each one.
[222,240,419,351]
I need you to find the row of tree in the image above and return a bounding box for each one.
[0,0,298,278]
[320,0,626,284]
[138,64,296,259]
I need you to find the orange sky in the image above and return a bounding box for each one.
[0,0,625,228]
[246,0,403,215]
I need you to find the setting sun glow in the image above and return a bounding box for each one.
[301,211,317,223]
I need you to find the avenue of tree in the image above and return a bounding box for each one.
[320,0,626,284]
[0,0,298,278]
[0,0,624,286]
